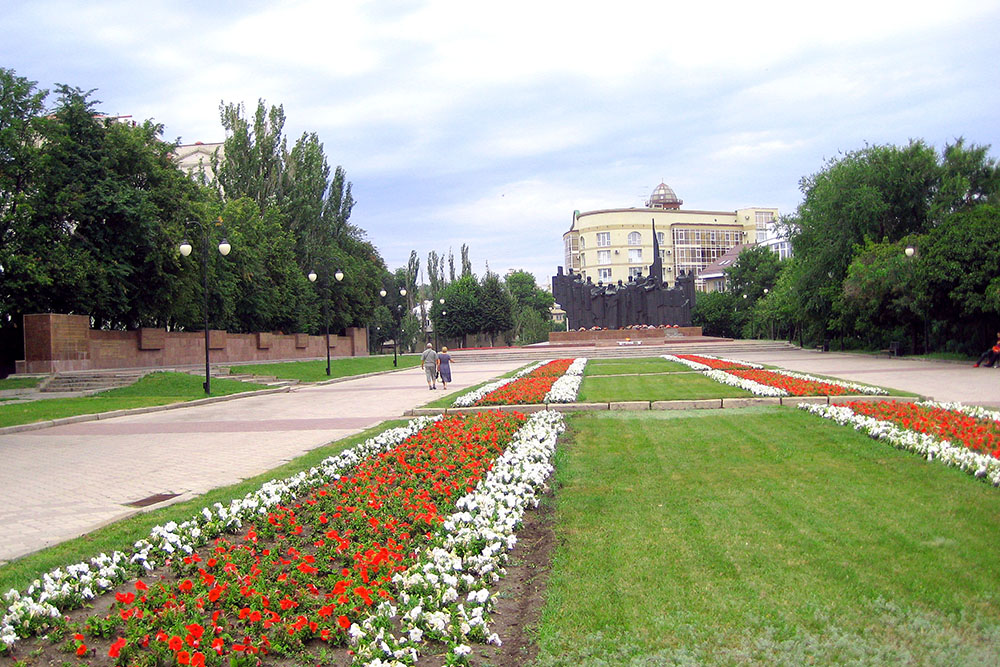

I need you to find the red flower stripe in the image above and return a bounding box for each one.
[475,359,573,406]
[676,354,754,370]
[728,369,853,396]
[838,400,1000,459]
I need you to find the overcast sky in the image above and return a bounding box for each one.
[5,0,1000,285]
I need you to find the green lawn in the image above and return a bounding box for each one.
[0,372,270,428]
[583,357,690,376]
[232,355,421,382]
[0,376,42,390]
[536,408,1000,665]
[0,420,408,596]
[577,373,753,402]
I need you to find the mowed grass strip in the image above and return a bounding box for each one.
[538,408,1000,665]
[577,372,752,402]
[233,354,421,383]
[0,372,271,428]
[584,357,690,376]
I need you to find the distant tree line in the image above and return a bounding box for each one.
[0,67,391,368]
[693,139,1000,355]
[367,242,556,352]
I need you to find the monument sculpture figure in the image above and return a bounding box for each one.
[552,221,695,329]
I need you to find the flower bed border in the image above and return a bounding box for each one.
[799,399,1000,487]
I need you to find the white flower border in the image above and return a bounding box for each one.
[799,401,1000,487]
[543,358,587,403]
[1,416,440,651]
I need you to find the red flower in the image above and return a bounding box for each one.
[108,637,126,658]
[76,643,88,656]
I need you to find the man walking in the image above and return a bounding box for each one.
[421,343,438,390]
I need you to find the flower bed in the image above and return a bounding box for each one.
[800,400,1000,486]
[469,360,576,407]
[1,410,567,666]
[664,354,889,397]
[452,361,549,408]
[666,354,762,370]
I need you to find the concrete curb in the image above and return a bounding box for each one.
[402,394,925,417]
[0,386,291,435]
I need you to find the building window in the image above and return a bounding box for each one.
[597,250,611,265]
[628,231,641,245]
[596,232,611,247]
[755,210,775,224]
[580,254,585,267]
[629,267,643,279]
[579,237,585,249]
[657,231,665,245]
[598,268,612,281]
[629,248,642,263]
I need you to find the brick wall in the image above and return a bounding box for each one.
[16,313,369,374]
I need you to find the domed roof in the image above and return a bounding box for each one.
[647,182,682,209]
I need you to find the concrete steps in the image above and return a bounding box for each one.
[41,370,149,393]
[448,339,799,363]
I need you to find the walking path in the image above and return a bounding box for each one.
[1,347,998,565]
[0,360,522,564]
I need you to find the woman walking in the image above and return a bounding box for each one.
[437,346,453,389]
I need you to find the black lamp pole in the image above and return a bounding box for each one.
[179,219,230,394]
[380,286,406,367]
[310,267,344,375]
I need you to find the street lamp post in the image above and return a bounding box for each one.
[380,286,406,367]
[179,219,231,394]
[309,267,344,376]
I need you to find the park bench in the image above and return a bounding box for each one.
[882,341,900,357]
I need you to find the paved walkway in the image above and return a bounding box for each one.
[0,360,523,564]
[729,348,1000,408]
[1,348,998,565]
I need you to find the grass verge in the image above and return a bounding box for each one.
[536,407,1000,665]
[0,419,408,595]
[0,376,42,390]
[0,372,271,428]
[232,355,421,382]
[583,357,690,376]
[577,373,752,402]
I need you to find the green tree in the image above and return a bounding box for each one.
[215,99,286,210]
[692,291,738,338]
[786,139,1000,345]
[915,203,1000,353]
[8,84,210,330]
[839,239,920,351]
[431,275,481,347]
[505,269,555,344]
[479,271,514,346]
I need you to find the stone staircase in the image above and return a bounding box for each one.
[448,339,800,363]
[40,370,150,393]
[200,368,299,388]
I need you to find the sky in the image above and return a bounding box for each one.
[5,0,1000,287]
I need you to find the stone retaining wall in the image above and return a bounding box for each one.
[16,313,368,374]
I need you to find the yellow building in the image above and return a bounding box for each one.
[563,183,779,290]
